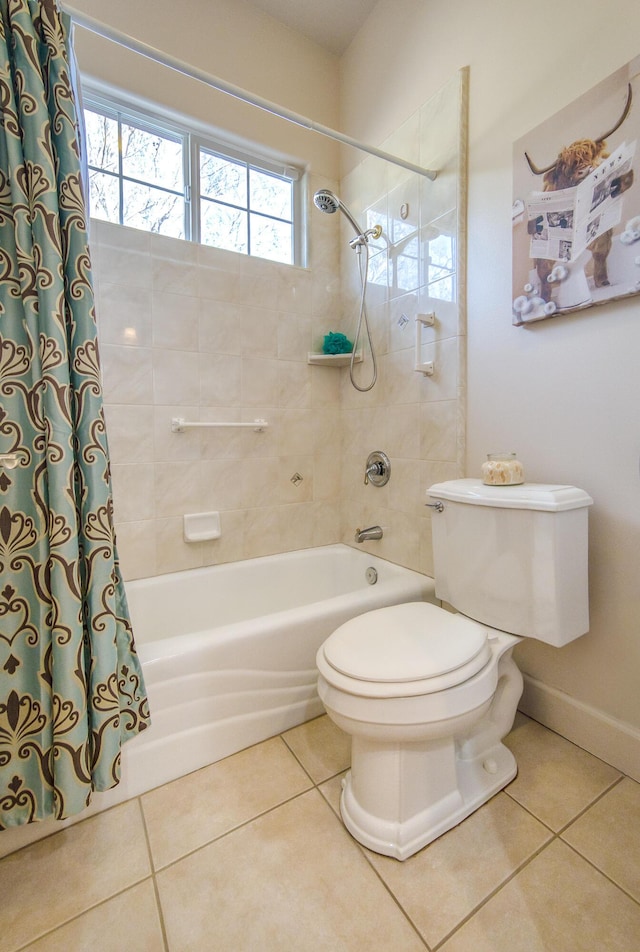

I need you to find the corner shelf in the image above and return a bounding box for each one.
[307,352,362,367]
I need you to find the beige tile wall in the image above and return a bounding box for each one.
[95,72,466,580]
[338,70,467,575]
[93,171,344,580]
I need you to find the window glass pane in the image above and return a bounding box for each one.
[368,250,389,287]
[85,109,119,173]
[121,123,183,191]
[395,234,420,292]
[426,233,455,283]
[249,168,291,219]
[428,274,455,302]
[200,151,247,206]
[201,200,247,253]
[390,213,416,245]
[250,213,292,264]
[123,181,185,238]
[88,169,119,222]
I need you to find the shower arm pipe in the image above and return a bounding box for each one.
[60,4,438,182]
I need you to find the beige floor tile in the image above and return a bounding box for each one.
[439,839,640,952]
[22,879,164,952]
[0,800,150,952]
[141,736,312,869]
[562,777,640,901]
[365,792,553,948]
[318,771,346,815]
[504,718,621,830]
[157,789,426,952]
[282,713,351,782]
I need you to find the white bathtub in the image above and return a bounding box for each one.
[120,544,435,798]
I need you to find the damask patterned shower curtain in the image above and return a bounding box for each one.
[0,0,150,828]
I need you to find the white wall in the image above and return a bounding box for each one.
[70,0,341,178]
[342,0,640,758]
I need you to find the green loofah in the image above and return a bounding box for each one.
[322,332,353,355]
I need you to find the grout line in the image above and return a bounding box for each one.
[137,795,171,951]
[561,837,640,909]
[278,732,320,786]
[433,773,637,950]
[298,761,433,951]
[141,730,328,875]
[503,771,626,839]
[150,785,315,875]
[11,798,156,952]
[555,773,626,835]
[430,835,558,951]
[278,727,354,792]
[502,787,560,835]
[135,732,324,877]
[356,845,432,951]
[13,875,155,952]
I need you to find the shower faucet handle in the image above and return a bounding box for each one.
[364,451,390,487]
[364,461,384,484]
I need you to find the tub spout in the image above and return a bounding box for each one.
[355,525,383,543]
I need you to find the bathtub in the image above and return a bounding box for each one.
[119,544,435,799]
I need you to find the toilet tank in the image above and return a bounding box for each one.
[427,479,593,646]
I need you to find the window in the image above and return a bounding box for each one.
[198,146,295,263]
[84,107,186,239]
[83,92,302,265]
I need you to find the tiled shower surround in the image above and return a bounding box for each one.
[94,200,345,580]
[95,71,466,581]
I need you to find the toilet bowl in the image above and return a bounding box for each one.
[317,602,523,860]
[316,478,593,860]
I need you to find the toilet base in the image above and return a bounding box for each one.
[340,740,517,861]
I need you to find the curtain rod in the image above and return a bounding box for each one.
[60,4,437,181]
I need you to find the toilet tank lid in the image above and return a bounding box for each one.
[428,479,593,512]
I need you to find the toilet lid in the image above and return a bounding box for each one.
[321,602,489,686]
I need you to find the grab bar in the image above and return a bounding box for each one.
[171,418,269,433]
[414,312,436,376]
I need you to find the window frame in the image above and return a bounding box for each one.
[82,86,305,266]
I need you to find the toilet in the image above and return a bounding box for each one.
[316,478,593,860]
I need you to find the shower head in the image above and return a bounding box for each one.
[313,188,365,239]
[313,188,340,215]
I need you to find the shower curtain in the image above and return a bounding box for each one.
[0,0,149,828]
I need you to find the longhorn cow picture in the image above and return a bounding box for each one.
[512,56,640,324]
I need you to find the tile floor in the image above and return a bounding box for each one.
[1,713,639,952]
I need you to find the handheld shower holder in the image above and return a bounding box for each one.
[349,224,383,251]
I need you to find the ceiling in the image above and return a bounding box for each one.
[245,0,378,56]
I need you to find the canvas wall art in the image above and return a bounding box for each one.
[512,56,640,324]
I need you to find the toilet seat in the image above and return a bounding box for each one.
[319,602,491,698]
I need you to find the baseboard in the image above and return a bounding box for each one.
[519,674,640,783]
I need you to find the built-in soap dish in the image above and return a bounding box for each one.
[183,511,221,543]
[307,352,362,367]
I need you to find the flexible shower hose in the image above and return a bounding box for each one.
[349,240,377,392]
